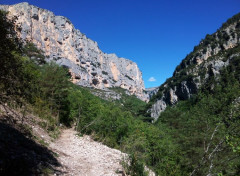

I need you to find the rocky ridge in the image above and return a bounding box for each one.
[0,2,148,101]
[149,13,240,120]
[145,87,159,100]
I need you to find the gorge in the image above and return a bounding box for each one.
[0,2,240,175]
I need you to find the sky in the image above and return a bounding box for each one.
[1,0,240,88]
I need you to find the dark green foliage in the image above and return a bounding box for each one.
[23,42,46,65]
[123,154,148,176]
[152,12,240,115]
[0,12,176,175]
[1,8,240,176]
[222,13,240,28]
[155,56,240,175]
[0,21,178,173]
[38,63,70,125]
[0,10,24,103]
[0,11,45,105]
[65,86,181,175]
[110,87,147,117]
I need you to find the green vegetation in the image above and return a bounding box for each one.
[122,154,149,176]
[69,86,180,174]
[23,43,46,65]
[109,87,147,116]
[0,10,25,104]
[1,9,240,176]
[155,54,240,175]
[151,12,240,109]
[222,13,240,28]
[0,10,179,175]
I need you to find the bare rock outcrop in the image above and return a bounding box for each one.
[0,2,148,101]
[149,13,240,120]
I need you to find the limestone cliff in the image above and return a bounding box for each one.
[0,2,147,101]
[149,13,240,120]
[145,87,159,100]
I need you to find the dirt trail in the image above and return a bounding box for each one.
[50,128,126,176]
[0,105,155,176]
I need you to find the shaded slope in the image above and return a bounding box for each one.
[0,118,61,175]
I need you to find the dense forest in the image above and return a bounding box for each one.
[0,9,240,176]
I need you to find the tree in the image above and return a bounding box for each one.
[23,42,46,65]
[0,10,24,104]
[38,62,70,125]
[67,87,83,128]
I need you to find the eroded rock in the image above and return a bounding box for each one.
[0,2,148,101]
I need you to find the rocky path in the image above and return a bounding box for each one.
[50,128,126,176]
[0,105,155,176]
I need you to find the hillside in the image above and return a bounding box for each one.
[144,12,240,175]
[149,13,240,120]
[0,2,148,101]
[0,9,160,175]
[0,103,130,176]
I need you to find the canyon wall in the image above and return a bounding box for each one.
[0,2,148,101]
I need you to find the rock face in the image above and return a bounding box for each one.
[0,2,147,101]
[149,13,240,120]
[145,87,159,100]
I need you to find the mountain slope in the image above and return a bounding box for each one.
[0,105,128,176]
[149,13,240,120]
[0,2,148,101]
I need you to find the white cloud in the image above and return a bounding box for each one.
[148,77,156,82]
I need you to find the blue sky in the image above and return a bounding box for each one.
[1,0,240,88]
